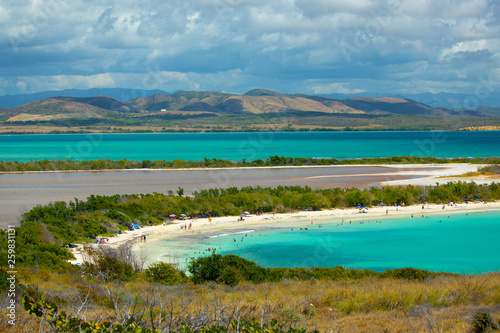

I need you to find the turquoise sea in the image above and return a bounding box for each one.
[1,131,499,162]
[146,210,500,274]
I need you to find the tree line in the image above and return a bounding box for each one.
[1,155,499,172]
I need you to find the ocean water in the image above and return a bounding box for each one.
[0,131,499,162]
[145,211,500,274]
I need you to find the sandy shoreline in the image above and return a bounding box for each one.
[68,200,500,265]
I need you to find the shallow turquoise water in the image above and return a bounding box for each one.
[1,131,499,162]
[148,211,500,274]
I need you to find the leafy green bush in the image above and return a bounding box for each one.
[144,262,187,285]
[0,224,75,272]
[85,254,136,282]
[188,254,267,286]
[381,267,436,281]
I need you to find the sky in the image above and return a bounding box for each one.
[0,0,499,102]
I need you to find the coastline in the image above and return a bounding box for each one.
[0,162,483,174]
[69,200,500,265]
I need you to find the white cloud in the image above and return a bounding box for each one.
[0,5,10,23]
[439,39,499,61]
[0,0,498,98]
[11,70,203,95]
[310,83,366,94]
[16,81,28,93]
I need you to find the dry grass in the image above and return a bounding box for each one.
[2,270,500,332]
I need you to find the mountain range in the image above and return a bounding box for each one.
[1,89,499,131]
[2,88,500,109]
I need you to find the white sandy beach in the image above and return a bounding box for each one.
[68,199,500,265]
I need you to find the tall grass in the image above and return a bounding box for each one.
[2,268,499,332]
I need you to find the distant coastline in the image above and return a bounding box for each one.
[1,126,500,135]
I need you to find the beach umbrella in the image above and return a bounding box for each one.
[180,214,186,217]
[169,214,176,217]
[244,211,250,215]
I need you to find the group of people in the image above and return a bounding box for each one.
[180,222,193,230]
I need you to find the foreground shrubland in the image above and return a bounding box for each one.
[1,263,500,332]
[1,182,499,331]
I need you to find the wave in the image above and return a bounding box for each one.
[210,230,255,238]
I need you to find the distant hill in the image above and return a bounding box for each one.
[127,90,470,117]
[319,91,500,109]
[2,89,500,132]
[243,89,288,97]
[50,96,135,112]
[0,88,170,108]
[128,91,233,112]
[2,96,132,123]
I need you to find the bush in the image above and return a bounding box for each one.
[144,262,187,284]
[188,254,223,284]
[471,311,499,333]
[0,267,11,292]
[84,249,136,282]
[188,254,267,286]
[381,267,435,281]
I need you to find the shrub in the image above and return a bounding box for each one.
[188,254,267,286]
[471,311,499,333]
[0,267,11,292]
[96,255,135,281]
[144,262,187,285]
[83,248,136,282]
[188,254,223,284]
[381,267,434,281]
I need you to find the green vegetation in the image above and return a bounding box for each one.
[1,182,500,331]
[478,164,500,174]
[144,262,188,285]
[6,258,500,332]
[1,182,499,273]
[187,254,442,287]
[1,155,499,172]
